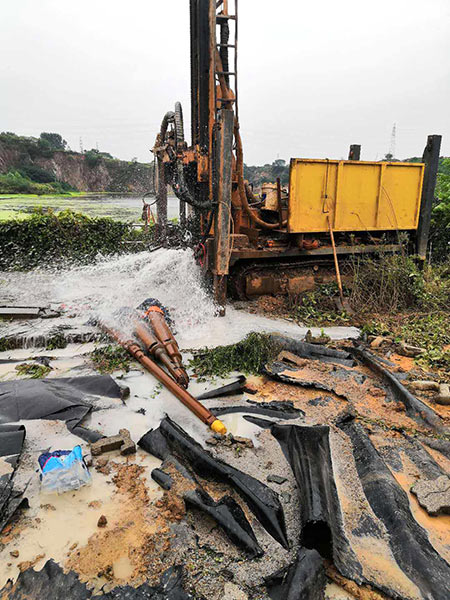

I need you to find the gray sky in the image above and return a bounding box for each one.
[1,0,449,164]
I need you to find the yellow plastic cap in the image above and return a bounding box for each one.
[210,419,227,436]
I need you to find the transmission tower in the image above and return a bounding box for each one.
[388,123,396,159]
[79,137,84,154]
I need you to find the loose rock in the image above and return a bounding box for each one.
[97,515,108,527]
[436,383,450,406]
[411,476,450,516]
[267,474,288,485]
[409,380,440,392]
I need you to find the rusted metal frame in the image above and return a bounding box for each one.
[417,134,442,260]
[375,163,386,228]
[228,244,403,266]
[348,144,361,160]
[234,0,239,121]
[213,109,234,310]
[208,0,217,204]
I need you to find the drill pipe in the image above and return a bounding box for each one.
[134,320,189,388]
[102,324,226,435]
[141,307,186,374]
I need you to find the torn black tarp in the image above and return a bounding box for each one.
[350,346,446,432]
[197,376,247,400]
[0,375,125,443]
[212,399,304,421]
[264,361,349,399]
[0,560,194,600]
[265,547,326,600]
[271,424,362,581]
[268,334,354,367]
[338,419,450,600]
[152,458,263,556]
[139,417,289,549]
[0,424,28,533]
[184,488,263,558]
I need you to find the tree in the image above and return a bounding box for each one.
[39,132,67,151]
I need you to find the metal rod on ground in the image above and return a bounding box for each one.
[327,215,345,306]
[101,324,227,435]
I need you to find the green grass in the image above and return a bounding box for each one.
[189,332,282,379]
[90,344,132,373]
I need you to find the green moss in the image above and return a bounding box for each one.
[45,334,67,350]
[15,362,51,378]
[189,332,282,379]
[0,337,20,352]
[90,344,132,373]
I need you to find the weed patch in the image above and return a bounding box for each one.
[189,332,282,379]
[15,362,51,378]
[90,344,132,374]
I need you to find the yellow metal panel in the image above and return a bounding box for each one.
[288,159,424,233]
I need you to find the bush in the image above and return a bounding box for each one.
[39,132,67,151]
[85,149,101,168]
[18,164,55,183]
[350,253,449,314]
[0,209,135,270]
[431,159,450,261]
[0,170,76,194]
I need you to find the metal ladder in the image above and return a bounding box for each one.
[215,0,239,120]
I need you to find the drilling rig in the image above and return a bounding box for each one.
[153,0,441,311]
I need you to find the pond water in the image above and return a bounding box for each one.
[0,193,181,222]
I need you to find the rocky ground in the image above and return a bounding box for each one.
[0,303,449,599]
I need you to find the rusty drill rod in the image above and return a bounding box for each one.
[142,308,185,372]
[134,320,189,388]
[102,324,227,435]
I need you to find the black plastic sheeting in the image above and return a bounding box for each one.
[212,399,304,421]
[264,362,349,399]
[0,375,125,442]
[268,334,355,367]
[152,467,173,490]
[0,423,28,533]
[184,488,263,558]
[265,548,326,600]
[350,346,446,432]
[151,456,263,556]
[271,424,363,582]
[197,376,247,400]
[138,417,289,549]
[0,560,193,599]
[338,418,450,600]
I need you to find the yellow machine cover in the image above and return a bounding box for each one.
[288,159,424,233]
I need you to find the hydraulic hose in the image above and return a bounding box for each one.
[160,111,175,140]
[234,121,287,230]
[173,160,215,210]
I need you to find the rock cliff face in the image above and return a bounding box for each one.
[0,143,153,193]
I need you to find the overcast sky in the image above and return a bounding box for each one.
[1,0,449,164]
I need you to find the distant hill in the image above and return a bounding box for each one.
[0,132,153,194]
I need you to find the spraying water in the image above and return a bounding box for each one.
[1,248,359,349]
